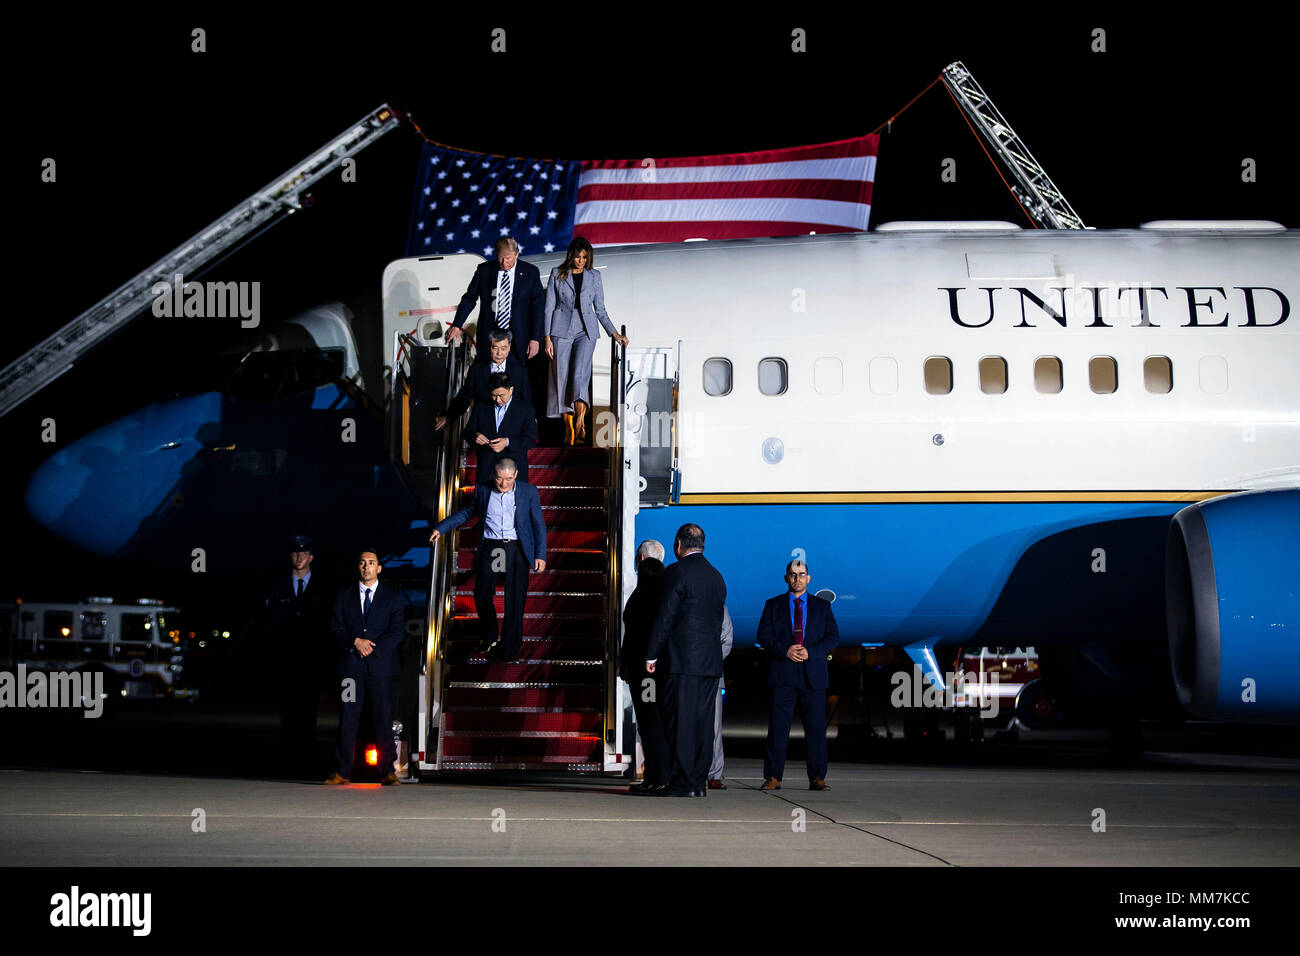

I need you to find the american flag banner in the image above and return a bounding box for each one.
[405,134,879,256]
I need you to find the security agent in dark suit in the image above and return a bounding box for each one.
[645,524,727,797]
[620,539,669,794]
[756,559,840,791]
[465,372,538,484]
[430,457,547,662]
[266,534,331,777]
[323,550,407,785]
[436,330,532,433]
[445,235,544,366]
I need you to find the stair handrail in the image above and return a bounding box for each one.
[423,338,470,767]
[604,326,628,763]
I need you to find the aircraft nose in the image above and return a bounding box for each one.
[25,392,223,557]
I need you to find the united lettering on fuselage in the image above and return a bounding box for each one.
[941,285,1291,328]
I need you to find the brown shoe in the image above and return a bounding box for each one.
[380,772,400,786]
[322,773,349,785]
[809,779,831,791]
[759,777,781,790]
[707,779,727,790]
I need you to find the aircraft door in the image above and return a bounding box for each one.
[624,345,679,506]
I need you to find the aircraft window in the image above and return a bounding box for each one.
[43,610,74,640]
[1198,356,1228,394]
[814,358,843,395]
[758,358,788,396]
[1089,356,1118,394]
[869,357,898,395]
[80,612,108,640]
[924,357,952,394]
[979,356,1008,394]
[1034,356,1063,394]
[702,358,733,396]
[1144,356,1173,393]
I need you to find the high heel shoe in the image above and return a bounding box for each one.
[562,412,575,446]
[574,402,588,442]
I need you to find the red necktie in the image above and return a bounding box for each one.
[793,597,804,646]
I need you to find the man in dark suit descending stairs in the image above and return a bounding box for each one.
[430,457,547,663]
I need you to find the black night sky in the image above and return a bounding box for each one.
[7,9,1296,605]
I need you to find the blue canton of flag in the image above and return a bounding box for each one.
[405,142,580,258]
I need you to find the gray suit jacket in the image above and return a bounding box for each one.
[544,266,619,340]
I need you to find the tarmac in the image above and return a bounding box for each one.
[3,753,1298,866]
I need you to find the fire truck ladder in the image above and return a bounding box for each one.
[941,61,1087,230]
[0,104,404,418]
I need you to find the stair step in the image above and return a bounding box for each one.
[436,759,604,771]
[445,637,605,661]
[450,660,605,684]
[458,466,608,487]
[450,569,606,590]
[443,686,603,709]
[451,614,605,638]
[452,593,607,616]
[455,529,606,550]
[444,711,602,733]
[441,736,603,760]
[457,548,606,572]
[465,446,608,467]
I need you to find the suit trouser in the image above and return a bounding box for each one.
[709,678,725,780]
[547,332,596,417]
[335,674,395,777]
[629,668,671,785]
[763,684,829,783]
[475,538,528,656]
[663,673,717,792]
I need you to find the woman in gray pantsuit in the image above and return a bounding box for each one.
[543,237,629,445]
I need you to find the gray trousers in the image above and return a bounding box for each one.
[709,678,725,780]
[547,332,596,418]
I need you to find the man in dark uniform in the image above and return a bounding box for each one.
[324,550,407,785]
[265,534,330,778]
[621,540,669,794]
[756,559,840,791]
[645,524,727,797]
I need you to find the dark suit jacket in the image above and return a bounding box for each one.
[434,481,547,563]
[620,558,665,682]
[465,397,537,482]
[266,572,331,678]
[330,581,406,679]
[445,355,532,421]
[756,592,840,689]
[645,552,727,678]
[451,259,545,364]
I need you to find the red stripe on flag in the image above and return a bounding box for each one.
[580,134,879,171]
[577,221,864,244]
[577,179,873,205]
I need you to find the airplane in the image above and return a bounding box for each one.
[23,220,1300,730]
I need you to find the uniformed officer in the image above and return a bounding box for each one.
[265,534,330,778]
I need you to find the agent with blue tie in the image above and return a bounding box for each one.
[430,458,547,662]
[446,236,544,366]
[756,559,839,791]
[324,550,407,785]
